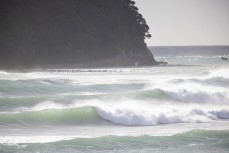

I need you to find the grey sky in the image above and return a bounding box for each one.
[135,0,229,46]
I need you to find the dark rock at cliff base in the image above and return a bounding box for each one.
[0,0,156,69]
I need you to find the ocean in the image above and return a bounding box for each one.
[0,52,229,152]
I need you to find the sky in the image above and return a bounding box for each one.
[135,0,229,46]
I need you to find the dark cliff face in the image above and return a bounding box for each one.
[0,0,156,69]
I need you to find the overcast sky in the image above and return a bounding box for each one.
[135,0,229,46]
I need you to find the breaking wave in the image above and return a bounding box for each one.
[1,102,228,126]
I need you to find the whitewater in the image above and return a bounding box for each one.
[0,56,229,153]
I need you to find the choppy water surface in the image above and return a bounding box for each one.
[0,56,229,153]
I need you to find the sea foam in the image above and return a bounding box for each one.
[95,102,229,126]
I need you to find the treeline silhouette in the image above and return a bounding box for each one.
[0,0,156,69]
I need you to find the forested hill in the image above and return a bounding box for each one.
[0,0,157,69]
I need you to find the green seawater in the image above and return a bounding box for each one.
[1,130,229,153]
[0,55,229,152]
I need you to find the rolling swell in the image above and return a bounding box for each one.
[0,106,106,125]
[1,130,229,153]
[0,79,144,97]
[133,84,229,104]
[152,74,229,104]
[0,94,101,112]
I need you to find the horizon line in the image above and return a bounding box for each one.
[148,45,229,47]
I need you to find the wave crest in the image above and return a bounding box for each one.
[96,104,229,126]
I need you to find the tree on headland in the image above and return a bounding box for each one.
[0,0,156,69]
